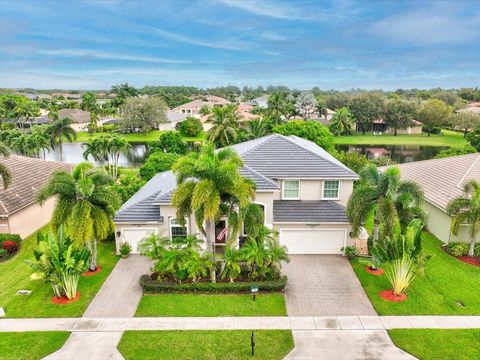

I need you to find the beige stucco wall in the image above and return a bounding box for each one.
[423,200,479,244]
[387,125,423,135]
[5,198,56,238]
[280,179,353,206]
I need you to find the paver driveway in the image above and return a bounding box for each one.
[283,255,376,316]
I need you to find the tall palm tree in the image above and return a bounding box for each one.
[47,113,77,162]
[329,107,354,135]
[171,143,255,281]
[83,135,130,179]
[37,162,121,269]
[447,180,480,257]
[0,141,12,189]
[31,126,52,159]
[244,119,269,140]
[266,92,289,122]
[347,165,424,242]
[207,104,239,147]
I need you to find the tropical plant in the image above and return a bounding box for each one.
[150,131,188,154]
[329,107,354,135]
[139,151,180,180]
[347,165,425,242]
[177,117,203,137]
[113,171,146,203]
[466,124,480,151]
[385,255,417,296]
[446,180,480,256]
[37,162,121,269]
[221,247,242,282]
[273,120,334,151]
[83,135,131,179]
[138,234,170,259]
[27,230,91,299]
[47,114,77,161]
[0,141,12,188]
[342,246,358,260]
[171,143,256,280]
[434,145,477,159]
[119,242,132,258]
[120,96,167,134]
[334,151,370,173]
[243,119,270,140]
[266,92,291,122]
[206,104,240,147]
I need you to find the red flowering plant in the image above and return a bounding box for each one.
[2,240,18,254]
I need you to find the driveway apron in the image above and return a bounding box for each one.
[283,255,376,316]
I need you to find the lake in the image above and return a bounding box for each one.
[43,142,449,167]
[335,144,449,164]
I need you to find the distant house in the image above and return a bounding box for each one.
[0,156,71,238]
[249,95,269,109]
[172,95,230,118]
[459,102,480,114]
[58,108,111,132]
[158,110,188,131]
[380,153,480,245]
[356,119,423,135]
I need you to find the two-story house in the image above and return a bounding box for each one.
[114,134,359,255]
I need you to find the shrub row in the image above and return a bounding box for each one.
[140,275,287,294]
[446,242,480,257]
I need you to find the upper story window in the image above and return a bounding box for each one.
[169,218,188,241]
[323,180,340,199]
[283,180,300,200]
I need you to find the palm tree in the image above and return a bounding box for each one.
[244,119,269,140]
[31,126,52,159]
[207,104,239,147]
[347,165,424,242]
[171,143,255,281]
[447,180,480,257]
[266,92,288,122]
[37,162,121,269]
[0,141,12,189]
[83,135,130,179]
[329,107,354,135]
[47,113,77,162]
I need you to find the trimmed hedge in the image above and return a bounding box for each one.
[140,275,287,294]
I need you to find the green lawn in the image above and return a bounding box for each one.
[0,332,69,360]
[333,130,467,147]
[0,225,119,318]
[389,329,480,360]
[118,330,294,360]
[75,130,205,143]
[135,293,287,317]
[352,232,480,315]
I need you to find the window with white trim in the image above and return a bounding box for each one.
[169,218,188,240]
[323,180,340,199]
[283,180,300,200]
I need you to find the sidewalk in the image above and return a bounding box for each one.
[2,315,480,332]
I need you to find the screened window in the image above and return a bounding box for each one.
[283,180,300,200]
[169,218,188,240]
[323,181,339,199]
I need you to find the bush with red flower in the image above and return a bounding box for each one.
[0,233,21,261]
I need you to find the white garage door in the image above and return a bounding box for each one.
[280,229,346,254]
[123,228,157,253]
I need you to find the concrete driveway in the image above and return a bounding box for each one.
[283,255,376,316]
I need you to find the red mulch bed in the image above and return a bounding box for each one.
[51,292,80,304]
[81,266,102,277]
[456,256,480,267]
[380,290,407,302]
[365,266,384,276]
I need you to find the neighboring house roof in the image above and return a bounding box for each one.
[379,153,480,213]
[166,110,188,123]
[114,134,358,223]
[0,155,72,217]
[203,95,230,105]
[172,99,206,112]
[59,108,90,124]
[273,200,349,223]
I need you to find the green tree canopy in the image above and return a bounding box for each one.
[120,96,167,134]
[384,98,417,136]
[349,93,386,134]
[273,120,334,151]
[139,152,180,180]
[417,99,452,136]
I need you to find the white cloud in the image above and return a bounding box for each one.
[371,10,480,45]
[147,27,251,51]
[37,49,190,64]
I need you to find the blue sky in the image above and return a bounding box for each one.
[1,0,479,90]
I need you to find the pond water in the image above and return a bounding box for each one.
[335,144,449,164]
[42,142,449,167]
[42,142,148,167]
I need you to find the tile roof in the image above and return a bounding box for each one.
[59,108,90,124]
[0,155,72,217]
[379,153,480,212]
[273,200,349,223]
[114,192,162,223]
[239,134,358,179]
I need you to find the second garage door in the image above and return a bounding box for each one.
[279,229,346,254]
[123,228,157,253]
